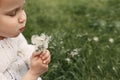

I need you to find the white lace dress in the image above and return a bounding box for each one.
[0,33,42,80]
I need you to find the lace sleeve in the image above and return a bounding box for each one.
[17,33,35,65]
[0,73,7,80]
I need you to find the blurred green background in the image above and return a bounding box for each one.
[24,0,120,80]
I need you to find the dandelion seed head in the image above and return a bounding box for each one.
[97,65,101,69]
[106,45,110,48]
[112,67,116,71]
[60,41,63,44]
[31,33,51,53]
[88,38,92,42]
[52,64,58,68]
[114,21,120,28]
[85,13,90,17]
[99,20,107,27]
[70,49,79,57]
[76,34,82,37]
[109,38,114,43]
[65,58,71,64]
[93,36,99,42]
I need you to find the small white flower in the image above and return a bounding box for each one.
[70,49,79,57]
[97,65,102,71]
[88,38,92,42]
[97,65,101,69]
[31,33,51,53]
[65,58,71,64]
[52,64,58,68]
[99,20,107,27]
[114,21,120,28]
[112,66,117,73]
[112,67,116,71]
[109,38,114,43]
[76,34,82,37]
[93,36,99,42]
[106,45,110,48]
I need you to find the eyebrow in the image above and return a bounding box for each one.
[5,0,26,13]
[6,7,19,14]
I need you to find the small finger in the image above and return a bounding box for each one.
[41,50,50,60]
[42,55,51,64]
[40,50,47,57]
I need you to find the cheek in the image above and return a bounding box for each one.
[0,15,20,37]
[0,18,19,36]
[0,16,18,28]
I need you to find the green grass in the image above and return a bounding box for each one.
[24,0,120,80]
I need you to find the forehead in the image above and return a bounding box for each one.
[0,0,25,8]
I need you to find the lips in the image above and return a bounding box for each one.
[19,27,25,32]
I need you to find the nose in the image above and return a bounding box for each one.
[18,11,26,23]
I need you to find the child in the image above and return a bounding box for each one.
[0,0,51,80]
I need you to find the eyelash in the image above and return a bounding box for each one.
[8,11,17,16]
[7,7,24,17]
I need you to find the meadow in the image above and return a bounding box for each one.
[24,0,120,80]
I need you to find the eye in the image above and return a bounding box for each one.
[8,10,17,16]
[6,6,25,17]
[7,7,21,17]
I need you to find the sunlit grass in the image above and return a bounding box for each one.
[24,0,120,79]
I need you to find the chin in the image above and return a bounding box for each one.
[14,33,21,37]
[10,33,20,38]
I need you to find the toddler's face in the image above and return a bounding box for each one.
[0,0,26,39]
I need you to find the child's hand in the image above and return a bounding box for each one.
[39,50,51,64]
[29,51,50,77]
